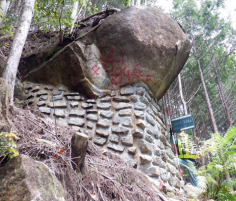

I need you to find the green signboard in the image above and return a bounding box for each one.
[171,115,194,133]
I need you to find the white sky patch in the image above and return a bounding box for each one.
[156,0,236,28]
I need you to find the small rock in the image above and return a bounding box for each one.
[152,156,166,168]
[67,96,84,101]
[138,139,152,153]
[145,134,153,143]
[44,85,53,90]
[86,109,98,114]
[146,114,155,126]
[87,99,96,103]
[31,85,40,92]
[39,95,48,101]
[136,87,144,95]
[121,117,132,127]
[87,121,94,129]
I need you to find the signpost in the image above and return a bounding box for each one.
[171,114,194,133]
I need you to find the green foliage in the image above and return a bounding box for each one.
[123,0,130,7]
[0,132,19,160]
[197,127,236,200]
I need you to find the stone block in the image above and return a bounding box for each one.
[71,132,88,171]
[96,129,109,137]
[134,102,146,110]
[100,111,113,118]
[97,119,110,128]
[130,95,138,102]
[87,99,96,103]
[166,163,177,175]
[44,85,53,90]
[154,139,164,149]
[31,85,40,92]
[114,103,132,110]
[134,111,144,119]
[132,129,144,138]
[87,121,94,129]
[69,109,85,117]
[136,87,144,95]
[67,96,84,101]
[166,148,175,159]
[145,134,153,143]
[97,102,111,109]
[121,135,133,146]
[69,117,84,127]
[64,92,80,96]
[113,117,122,124]
[113,96,130,102]
[54,109,66,118]
[112,126,129,134]
[140,96,149,105]
[52,90,63,96]
[138,139,152,154]
[94,137,107,146]
[107,143,125,152]
[25,82,33,89]
[160,168,170,182]
[140,155,152,164]
[86,109,98,114]
[39,107,51,114]
[152,156,166,168]
[109,134,119,144]
[147,166,160,177]
[37,101,46,106]
[123,157,137,168]
[100,96,111,102]
[121,117,132,127]
[71,126,80,131]
[118,109,132,116]
[146,114,155,126]
[82,103,93,109]
[86,114,98,121]
[48,101,67,108]
[36,89,48,96]
[70,102,79,107]
[128,146,136,155]
[136,120,146,129]
[120,86,134,95]
[0,155,65,201]
[52,94,63,101]
[39,95,48,101]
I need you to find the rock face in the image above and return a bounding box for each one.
[0,155,65,201]
[23,6,191,100]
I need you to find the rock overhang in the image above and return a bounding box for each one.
[22,6,191,100]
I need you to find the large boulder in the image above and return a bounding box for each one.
[0,155,65,201]
[23,6,191,100]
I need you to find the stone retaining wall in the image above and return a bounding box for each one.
[24,81,181,192]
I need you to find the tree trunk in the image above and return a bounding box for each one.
[136,0,141,5]
[211,55,232,128]
[0,0,10,27]
[70,0,79,35]
[178,74,188,115]
[130,0,135,6]
[2,0,35,104]
[193,44,218,133]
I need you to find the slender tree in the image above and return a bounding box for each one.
[2,0,36,104]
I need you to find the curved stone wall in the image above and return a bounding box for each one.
[24,81,181,191]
